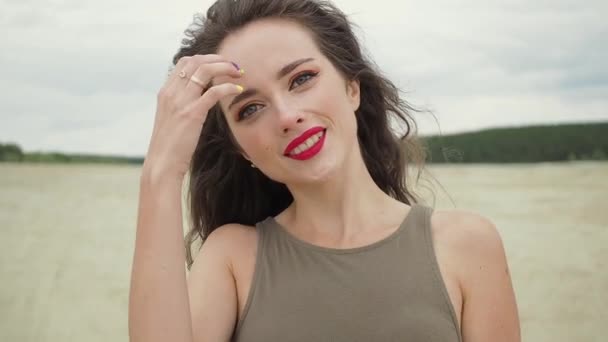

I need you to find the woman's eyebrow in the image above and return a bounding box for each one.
[276,57,315,80]
[228,88,258,110]
[227,57,315,110]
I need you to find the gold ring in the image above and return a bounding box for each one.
[178,70,187,78]
[190,75,206,87]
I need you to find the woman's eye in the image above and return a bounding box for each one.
[289,72,318,90]
[238,104,262,120]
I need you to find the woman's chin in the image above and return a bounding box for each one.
[285,160,341,185]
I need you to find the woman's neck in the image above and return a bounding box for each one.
[278,147,408,243]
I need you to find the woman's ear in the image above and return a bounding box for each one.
[346,79,361,112]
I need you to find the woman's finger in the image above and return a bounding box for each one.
[184,61,243,96]
[168,54,225,88]
[189,83,244,120]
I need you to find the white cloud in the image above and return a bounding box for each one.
[0,0,606,155]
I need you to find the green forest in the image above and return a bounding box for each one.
[1,122,607,164]
[422,122,607,163]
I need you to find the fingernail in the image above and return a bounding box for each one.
[239,68,245,75]
[236,85,244,93]
[231,62,240,71]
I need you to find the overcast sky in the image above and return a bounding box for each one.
[1,0,606,156]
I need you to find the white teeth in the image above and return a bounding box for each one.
[290,130,325,156]
[304,137,315,148]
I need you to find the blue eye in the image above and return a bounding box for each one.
[238,103,263,120]
[289,71,318,90]
[236,71,318,121]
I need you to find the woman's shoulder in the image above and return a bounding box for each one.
[428,208,521,339]
[203,223,259,259]
[207,223,258,243]
[429,208,509,286]
[190,223,258,271]
[429,207,512,296]
[429,207,504,255]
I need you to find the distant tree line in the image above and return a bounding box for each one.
[0,143,24,162]
[2,122,607,164]
[0,143,143,164]
[422,122,608,163]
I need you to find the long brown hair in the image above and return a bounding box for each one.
[173,0,427,268]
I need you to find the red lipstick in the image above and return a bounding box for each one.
[284,126,326,161]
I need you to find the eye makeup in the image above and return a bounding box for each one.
[235,70,319,121]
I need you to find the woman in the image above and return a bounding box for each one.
[129,0,521,341]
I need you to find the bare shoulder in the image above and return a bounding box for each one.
[191,223,258,270]
[187,223,259,342]
[430,208,504,256]
[429,208,510,290]
[203,223,258,249]
[430,208,521,341]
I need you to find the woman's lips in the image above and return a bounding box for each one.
[287,129,327,160]
[283,126,325,155]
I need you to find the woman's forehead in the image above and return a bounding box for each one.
[217,18,321,68]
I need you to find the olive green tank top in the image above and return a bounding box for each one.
[232,204,462,342]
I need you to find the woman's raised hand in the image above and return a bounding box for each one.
[143,54,244,183]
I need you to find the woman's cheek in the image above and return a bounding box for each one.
[245,134,274,162]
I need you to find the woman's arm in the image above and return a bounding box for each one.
[129,171,239,342]
[128,173,194,342]
[128,54,244,342]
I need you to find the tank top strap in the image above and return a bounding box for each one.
[399,203,462,340]
[402,203,432,234]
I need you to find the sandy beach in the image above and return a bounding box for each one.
[1,161,606,341]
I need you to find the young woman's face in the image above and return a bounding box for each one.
[216,18,360,185]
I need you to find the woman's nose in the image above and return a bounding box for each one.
[276,103,304,134]
[280,117,304,134]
